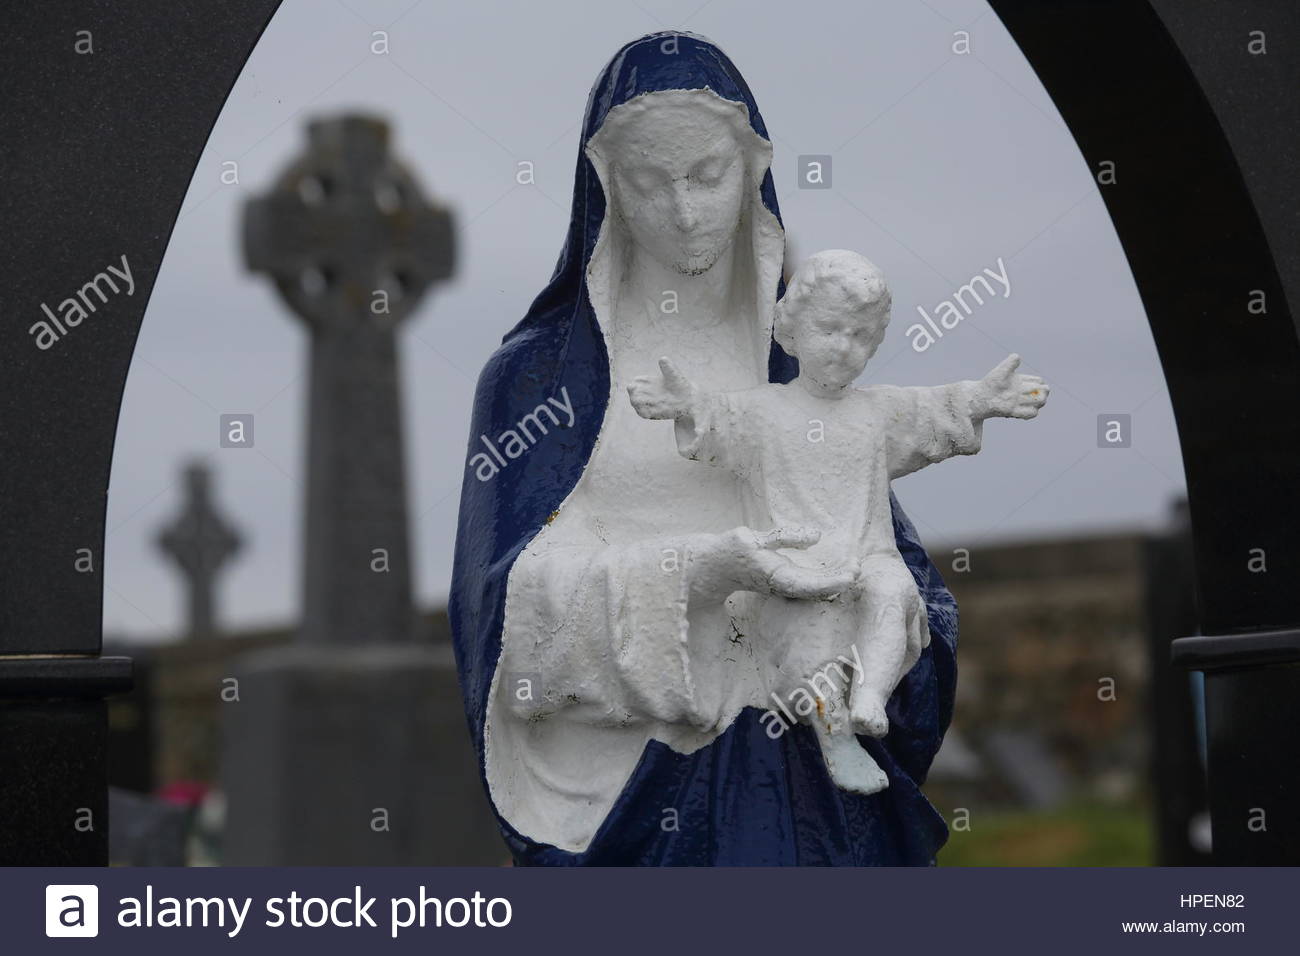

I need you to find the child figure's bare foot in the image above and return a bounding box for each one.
[849,690,889,738]
[817,727,889,795]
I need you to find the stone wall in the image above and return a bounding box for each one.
[926,532,1151,810]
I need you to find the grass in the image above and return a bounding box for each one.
[936,800,1154,866]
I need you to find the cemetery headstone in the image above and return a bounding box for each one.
[156,461,243,642]
[221,114,502,864]
[242,114,453,646]
[983,729,1069,810]
[108,786,190,866]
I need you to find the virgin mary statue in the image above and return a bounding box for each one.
[450,32,958,865]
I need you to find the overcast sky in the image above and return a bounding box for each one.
[104,0,1185,642]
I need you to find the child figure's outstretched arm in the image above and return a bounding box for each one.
[628,357,750,474]
[971,353,1049,421]
[881,353,1049,480]
[628,357,699,423]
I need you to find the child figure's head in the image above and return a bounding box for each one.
[774,250,891,391]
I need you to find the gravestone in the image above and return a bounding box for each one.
[983,729,1069,810]
[221,115,502,864]
[243,114,452,647]
[156,461,242,641]
[108,786,189,866]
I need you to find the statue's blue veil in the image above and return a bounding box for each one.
[449,32,958,865]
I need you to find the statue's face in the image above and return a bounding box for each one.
[601,95,749,276]
[789,302,888,390]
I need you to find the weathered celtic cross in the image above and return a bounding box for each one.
[156,461,243,641]
[243,114,454,646]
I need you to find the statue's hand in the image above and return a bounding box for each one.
[688,527,856,603]
[628,357,696,420]
[975,353,1049,420]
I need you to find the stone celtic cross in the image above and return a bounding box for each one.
[156,461,242,641]
[243,114,455,645]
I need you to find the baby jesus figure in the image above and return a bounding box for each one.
[628,249,1049,795]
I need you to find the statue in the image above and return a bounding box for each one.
[628,250,1048,796]
[450,32,1043,864]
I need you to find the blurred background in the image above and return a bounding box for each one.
[101,0,1204,866]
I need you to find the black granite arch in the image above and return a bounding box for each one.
[989,0,1300,865]
[0,0,281,864]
